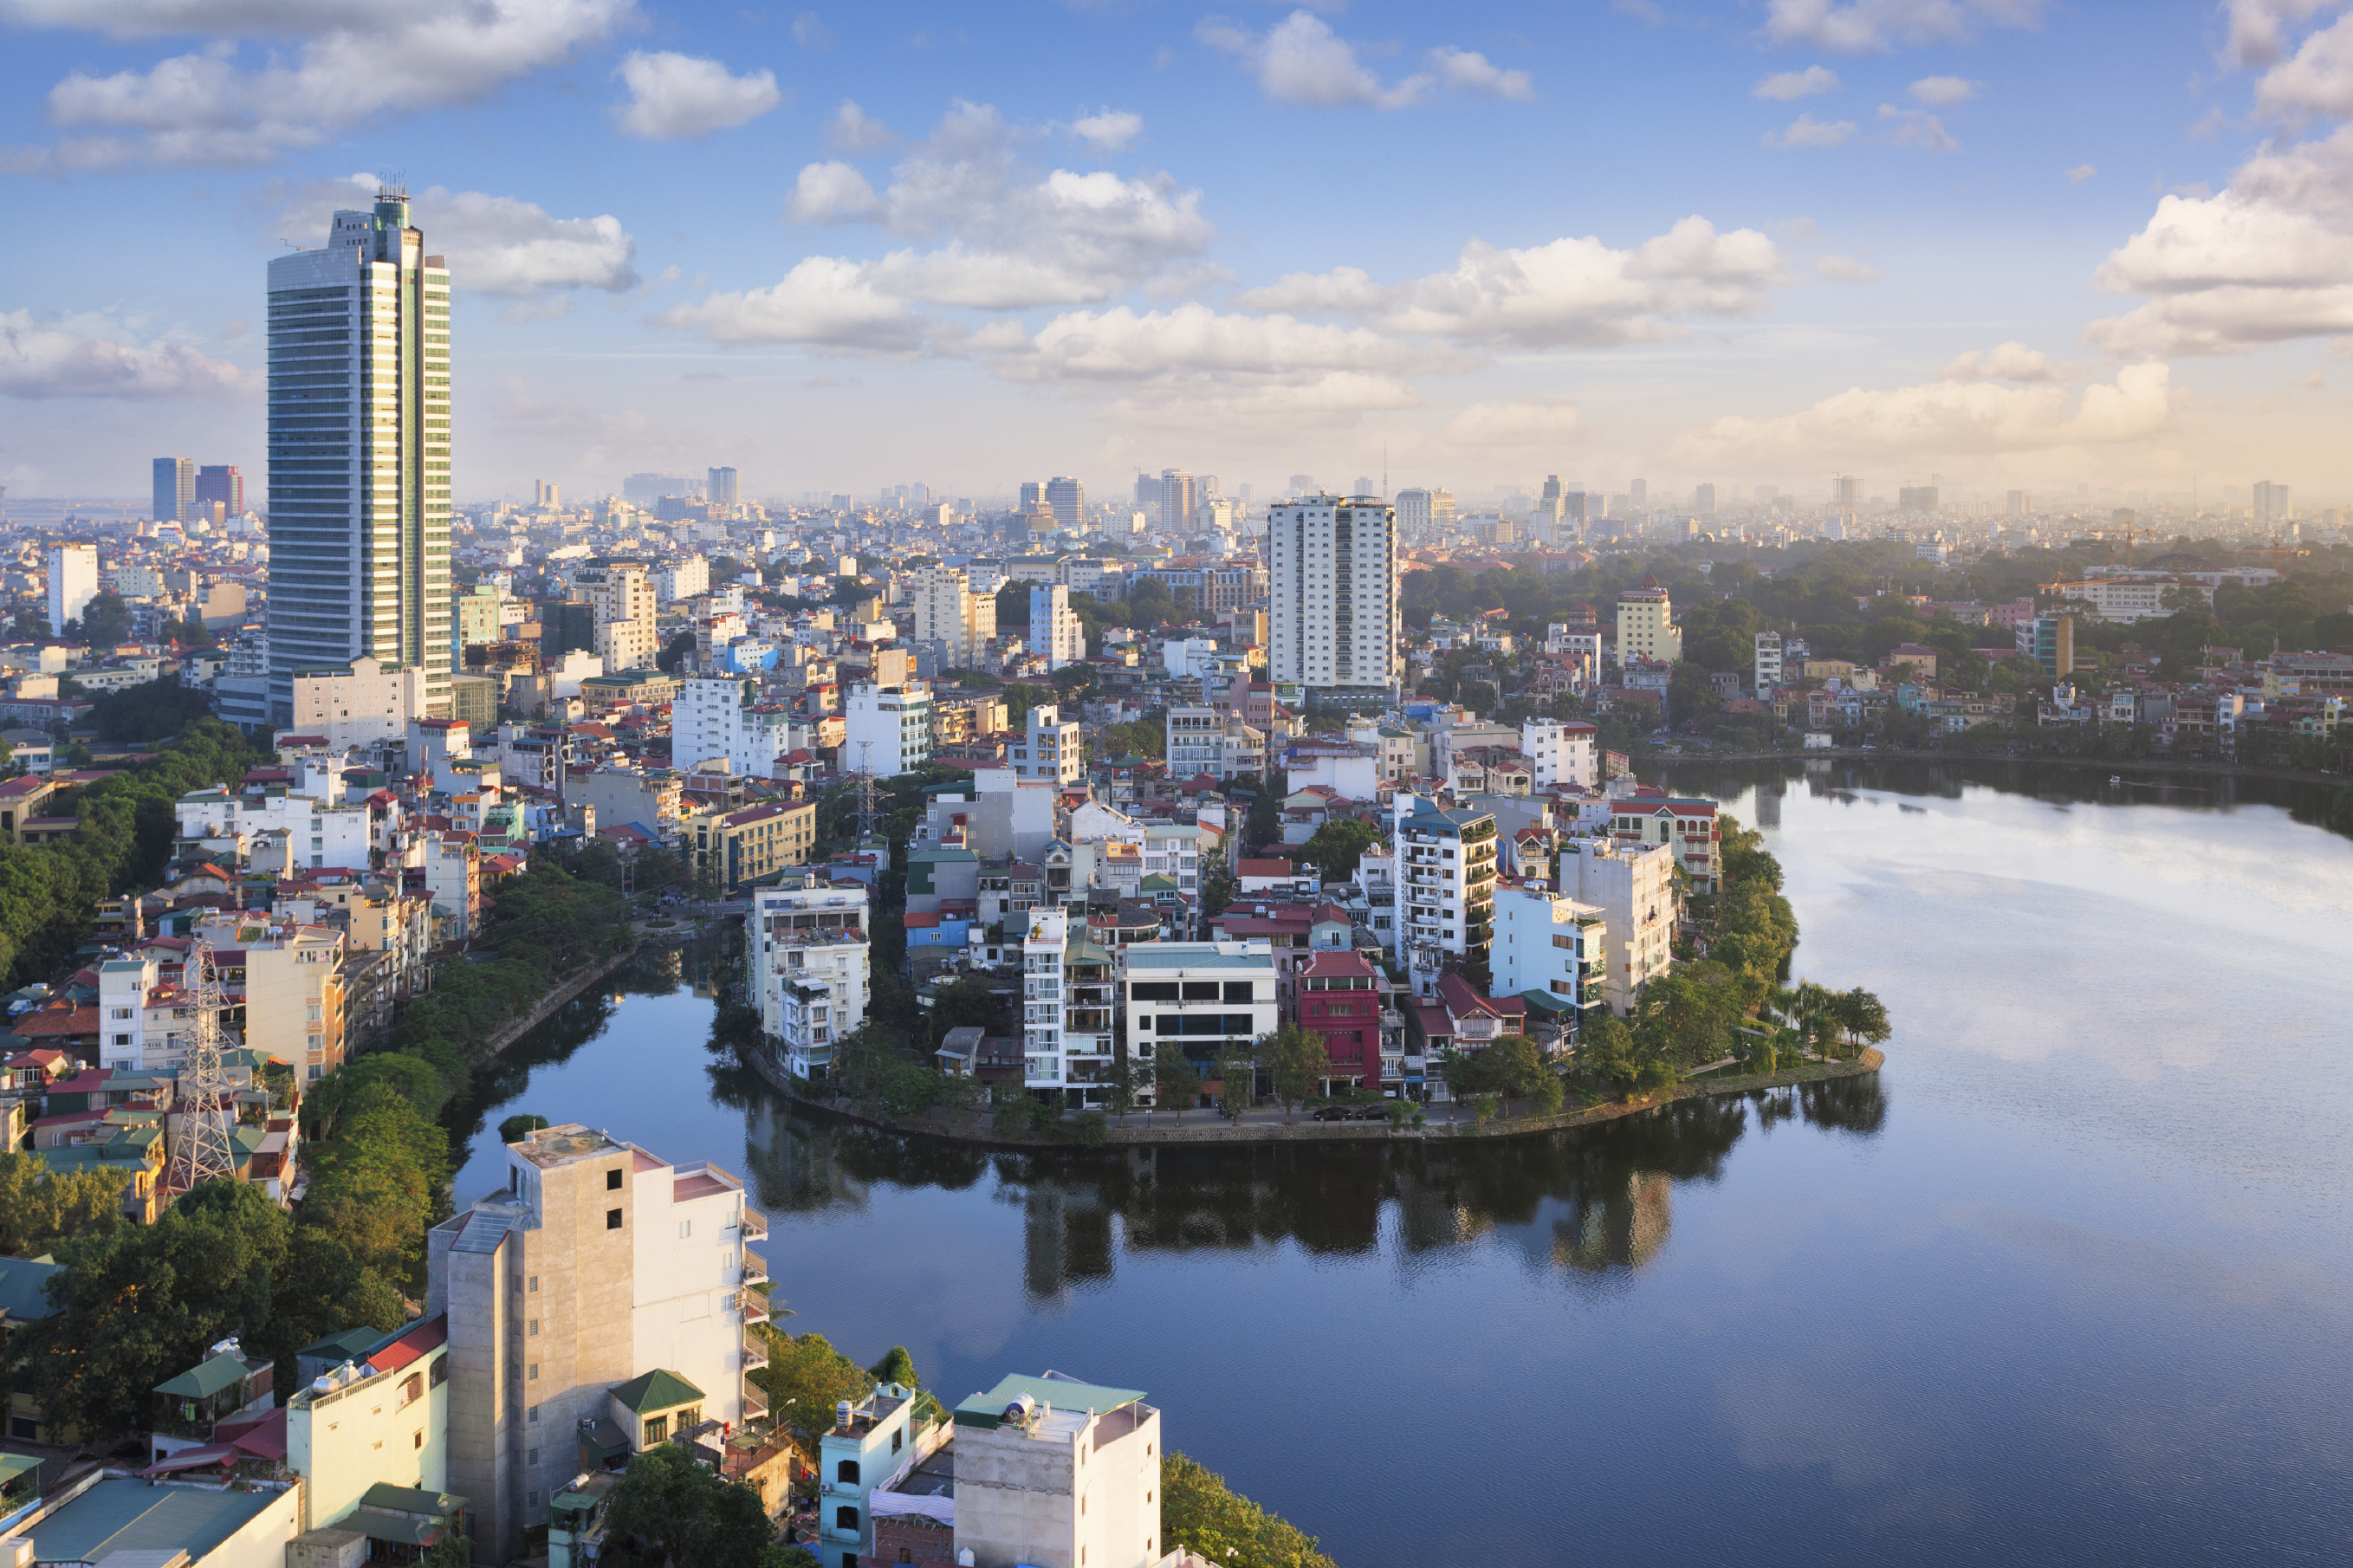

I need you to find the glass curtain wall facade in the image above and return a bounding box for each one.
[267,188,451,722]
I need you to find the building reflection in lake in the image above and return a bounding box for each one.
[729,1079,1886,1301]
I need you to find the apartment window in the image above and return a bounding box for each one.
[836,1506,859,1532]
[414,1431,424,1449]
[838,1459,859,1484]
[528,1364,539,1381]
[528,1319,539,1337]
[528,1405,539,1423]
[528,1491,540,1508]
[607,1168,623,1190]
[528,1447,540,1465]
[607,1208,623,1229]
[528,1275,539,1293]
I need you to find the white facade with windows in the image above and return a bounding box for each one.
[47,544,96,637]
[1009,703,1082,785]
[909,566,997,668]
[1390,795,1498,985]
[1490,886,1607,1010]
[1557,837,1676,1014]
[1165,705,1265,781]
[1021,909,1118,1103]
[750,873,872,1080]
[1118,942,1279,1109]
[672,675,791,776]
[844,679,936,776]
[1027,583,1085,669]
[1754,631,1784,697]
[1268,496,1400,695]
[1520,718,1598,790]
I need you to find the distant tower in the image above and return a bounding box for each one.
[708,466,741,506]
[152,457,195,522]
[164,942,237,1193]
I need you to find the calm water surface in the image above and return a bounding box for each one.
[453,762,2353,1567]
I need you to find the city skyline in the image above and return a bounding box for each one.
[5,2,2353,505]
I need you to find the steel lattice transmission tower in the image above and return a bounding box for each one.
[165,940,237,1193]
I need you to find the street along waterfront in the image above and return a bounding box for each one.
[454,761,2353,1568]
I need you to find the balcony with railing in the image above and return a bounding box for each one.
[740,1247,768,1286]
[742,1330,768,1371]
[741,1381,768,1418]
[734,1286,768,1322]
[738,1207,768,1240]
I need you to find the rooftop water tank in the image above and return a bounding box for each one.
[835,1400,853,1429]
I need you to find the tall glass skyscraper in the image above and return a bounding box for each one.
[266,187,451,722]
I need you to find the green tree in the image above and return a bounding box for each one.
[1480,1035,1559,1117]
[1258,1024,1331,1123]
[1299,819,1381,883]
[1215,1048,1255,1118]
[74,592,132,649]
[603,1441,780,1568]
[301,1081,450,1297]
[1826,987,1891,1058]
[867,1344,918,1387]
[1199,852,1236,921]
[496,1113,549,1144]
[0,1152,127,1256]
[1160,1451,1339,1568]
[1105,1046,1151,1125]
[1153,1046,1196,1122]
[1436,1046,1480,1113]
[754,1330,870,1442]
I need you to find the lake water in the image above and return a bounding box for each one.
[452,762,2353,1567]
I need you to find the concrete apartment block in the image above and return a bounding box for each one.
[950,1373,1163,1568]
[429,1124,765,1565]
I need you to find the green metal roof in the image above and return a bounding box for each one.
[1123,945,1273,971]
[1138,873,1179,891]
[954,1372,1146,1430]
[357,1483,467,1518]
[299,1325,387,1362]
[26,1477,276,1564]
[609,1368,704,1415]
[154,1350,258,1399]
[0,1453,41,1485]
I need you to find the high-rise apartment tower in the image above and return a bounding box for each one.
[1267,494,1400,697]
[707,466,740,505]
[196,464,243,517]
[266,187,451,722]
[1046,476,1086,533]
[152,457,194,522]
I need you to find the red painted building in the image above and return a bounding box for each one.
[1293,949,1386,1092]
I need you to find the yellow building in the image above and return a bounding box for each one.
[685,799,819,893]
[1615,577,1682,664]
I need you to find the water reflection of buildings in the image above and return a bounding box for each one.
[1552,1170,1673,1272]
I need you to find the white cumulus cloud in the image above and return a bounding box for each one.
[1072,108,1144,151]
[2087,124,2353,357]
[652,256,931,353]
[1198,10,1433,110]
[1941,340,2066,381]
[1241,217,1786,350]
[1429,47,1535,101]
[2252,9,2353,118]
[1878,104,1961,150]
[1676,363,2172,466]
[1756,65,1840,100]
[2067,163,2097,182]
[1909,74,1980,104]
[1765,113,1860,148]
[826,100,897,153]
[1765,0,2047,53]
[788,161,882,223]
[0,308,244,399]
[1817,254,1880,281]
[613,51,781,140]
[7,0,632,169]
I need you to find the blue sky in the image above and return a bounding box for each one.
[3,0,2350,510]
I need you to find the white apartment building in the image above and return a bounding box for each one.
[1008,703,1082,785]
[1268,496,1401,696]
[1390,795,1498,989]
[47,544,97,635]
[844,679,936,776]
[1393,487,1455,539]
[290,654,431,747]
[176,783,374,871]
[97,956,192,1073]
[1489,885,1607,1012]
[671,675,792,776]
[936,1372,1166,1568]
[657,556,710,603]
[909,567,998,668]
[1520,718,1598,790]
[1118,942,1280,1110]
[1166,705,1266,782]
[2051,575,2211,623]
[1027,584,1085,669]
[1021,908,1118,1105]
[429,1124,768,1565]
[1556,836,1676,1014]
[749,872,872,1080]
[1755,631,1784,697]
[267,188,452,722]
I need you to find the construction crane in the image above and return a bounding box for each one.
[2240,533,2306,572]
[164,940,237,1194]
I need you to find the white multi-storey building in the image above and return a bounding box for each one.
[430,1123,767,1564]
[581,562,658,671]
[175,783,375,871]
[749,871,872,1081]
[1027,583,1085,669]
[267,186,451,723]
[1390,794,1498,992]
[1008,703,1082,785]
[1046,475,1086,533]
[1118,941,1280,1110]
[1755,630,1784,697]
[671,676,791,776]
[1520,718,1598,790]
[289,654,430,748]
[1021,908,1118,1105]
[657,556,710,603]
[909,566,998,668]
[47,544,96,636]
[1557,836,1676,1014]
[1489,885,1607,1013]
[1268,495,1400,697]
[1164,705,1265,782]
[844,679,935,776]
